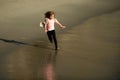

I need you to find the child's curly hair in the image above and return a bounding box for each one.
[44,11,55,19]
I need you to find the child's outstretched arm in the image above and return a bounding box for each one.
[55,19,66,29]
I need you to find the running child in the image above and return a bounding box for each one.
[44,11,65,50]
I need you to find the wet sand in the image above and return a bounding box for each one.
[0,0,120,80]
[56,11,120,80]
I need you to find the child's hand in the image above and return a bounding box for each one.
[61,26,66,29]
[45,29,48,33]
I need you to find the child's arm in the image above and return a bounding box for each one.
[55,19,66,29]
[44,24,48,32]
[44,19,48,32]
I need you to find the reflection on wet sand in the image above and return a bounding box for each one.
[1,46,58,80]
[43,51,57,80]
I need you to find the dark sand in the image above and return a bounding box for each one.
[0,0,120,80]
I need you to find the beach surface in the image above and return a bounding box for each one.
[0,0,120,80]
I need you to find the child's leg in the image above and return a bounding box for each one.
[52,30,58,49]
[47,31,53,43]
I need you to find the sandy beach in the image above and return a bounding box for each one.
[0,0,120,80]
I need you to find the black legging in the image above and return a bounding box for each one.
[47,30,58,49]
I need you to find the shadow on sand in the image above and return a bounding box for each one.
[0,38,53,50]
[0,38,28,45]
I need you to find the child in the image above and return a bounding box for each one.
[44,11,65,50]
